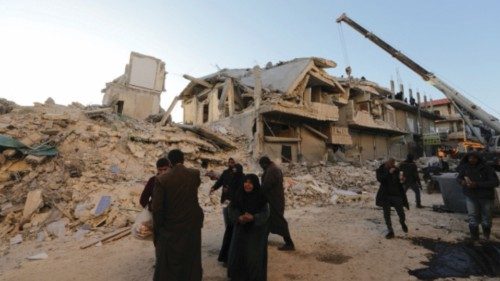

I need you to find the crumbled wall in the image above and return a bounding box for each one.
[300,128,327,163]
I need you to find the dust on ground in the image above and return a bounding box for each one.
[1,192,499,281]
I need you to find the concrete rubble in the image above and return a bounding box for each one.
[0,98,381,246]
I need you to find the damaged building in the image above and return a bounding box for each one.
[179,57,442,164]
[102,52,166,120]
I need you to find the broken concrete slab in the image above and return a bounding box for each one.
[46,219,68,238]
[27,252,49,260]
[42,113,69,121]
[22,189,44,221]
[176,124,236,149]
[10,234,23,245]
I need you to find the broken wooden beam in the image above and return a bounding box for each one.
[80,227,131,249]
[264,136,301,143]
[176,124,236,149]
[183,74,213,88]
[103,229,131,243]
[303,124,328,140]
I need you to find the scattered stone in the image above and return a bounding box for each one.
[25,155,46,165]
[22,189,44,221]
[27,252,48,260]
[10,234,23,245]
[3,149,17,158]
[46,219,68,238]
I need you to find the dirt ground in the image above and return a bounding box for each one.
[1,192,499,281]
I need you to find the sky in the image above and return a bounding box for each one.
[1,0,499,121]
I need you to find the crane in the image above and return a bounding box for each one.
[336,13,500,144]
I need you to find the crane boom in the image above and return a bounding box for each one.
[336,13,500,142]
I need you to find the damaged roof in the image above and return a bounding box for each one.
[181,57,337,96]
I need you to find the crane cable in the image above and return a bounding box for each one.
[337,23,351,71]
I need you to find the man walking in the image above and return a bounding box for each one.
[152,149,204,281]
[376,158,409,239]
[399,154,423,208]
[458,152,498,240]
[259,156,295,251]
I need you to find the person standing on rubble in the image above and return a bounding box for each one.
[376,158,409,239]
[216,163,244,265]
[139,157,171,211]
[399,154,423,208]
[259,156,295,251]
[457,152,498,241]
[152,149,204,281]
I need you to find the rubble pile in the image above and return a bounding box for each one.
[0,98,17,115]
[0,100,380,246]
[282,163,378,207]
[0,102,240,244]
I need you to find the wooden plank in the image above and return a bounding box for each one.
[103,229,131,243]
[303,124,328,140]
[264,136,301,143]
[80,227,131,249]
[183,74,212,88]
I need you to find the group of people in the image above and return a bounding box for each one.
[376,152,498,241]
[140,149,497,280]
[140,151,294,281]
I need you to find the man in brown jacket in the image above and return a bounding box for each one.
[152,149,204,281]
[259,156,295,251]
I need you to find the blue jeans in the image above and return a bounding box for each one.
[465,197,493,228]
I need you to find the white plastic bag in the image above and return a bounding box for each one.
[132,208,153,240]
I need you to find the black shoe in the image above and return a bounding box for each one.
[482,225,491,240]
[385,231,395,239]
[402,223,408,233]
[416,204,424,209]
[469,225,480,241]
[278,244,295,251]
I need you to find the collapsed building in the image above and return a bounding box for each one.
[101,52,166,120]
[179,57,442,163]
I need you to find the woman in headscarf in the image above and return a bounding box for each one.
[218,164,244,264]
[227,174,270,281]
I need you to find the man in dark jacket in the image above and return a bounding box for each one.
[259,156,295,251]
[139,157,171,211]
[210,158,236,203]
[376,158,409,239]
[457,152,499,240]
[152,149,204,280]
[399,154,423,208]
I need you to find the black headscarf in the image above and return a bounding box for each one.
[233,174,267,215]
[228,164,244,201]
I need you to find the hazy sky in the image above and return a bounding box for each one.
[1,0,499,121]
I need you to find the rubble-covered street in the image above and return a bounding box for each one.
[2,2,500,279]
[1,191,499,281]
[0,100,499,280]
